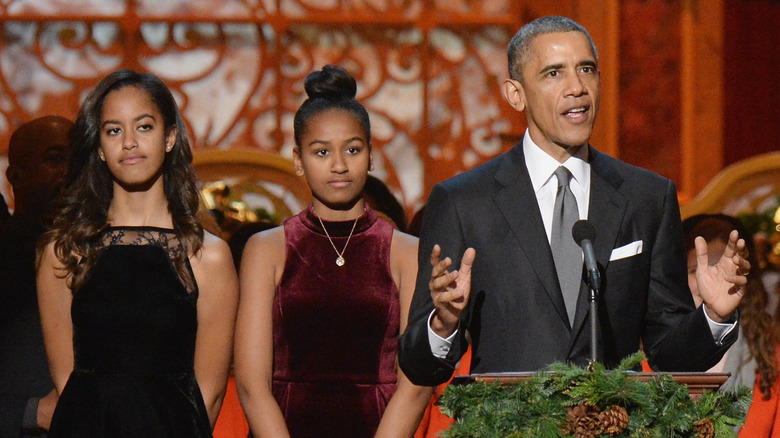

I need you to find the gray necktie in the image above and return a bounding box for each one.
[552,166,582,326]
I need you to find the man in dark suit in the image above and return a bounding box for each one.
[399,16,749,386]
[0,116,72,438]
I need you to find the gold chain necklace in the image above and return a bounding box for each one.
[313,210,359,267]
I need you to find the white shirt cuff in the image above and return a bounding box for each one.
[427,310,458,358]
[704,308,738,346]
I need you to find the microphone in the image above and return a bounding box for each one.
[572,220,600,291]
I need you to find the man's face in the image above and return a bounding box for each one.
[513,31,600,157]
[11,120,71,208]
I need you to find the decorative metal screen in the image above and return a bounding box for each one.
[0,0,523,215]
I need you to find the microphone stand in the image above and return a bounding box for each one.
[589,282,599,364]
[572,220,601,367]
[584,258,601,367]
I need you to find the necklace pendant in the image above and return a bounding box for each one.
[336,256,345,267]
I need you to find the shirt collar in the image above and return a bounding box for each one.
[522,130,590,193]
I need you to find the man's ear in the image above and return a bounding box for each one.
[501,78,526,112]
[6,165,22,188]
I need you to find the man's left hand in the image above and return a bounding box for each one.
[697,229,750,323]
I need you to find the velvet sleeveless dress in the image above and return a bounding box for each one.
[48,227,212,438]
[271,204,400,438]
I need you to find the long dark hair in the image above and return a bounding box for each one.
[40,69,203,291]
[684,214,778,399]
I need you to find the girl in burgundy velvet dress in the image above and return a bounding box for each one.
[234,65,432,438]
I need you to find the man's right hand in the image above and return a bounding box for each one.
[429,244,476,338]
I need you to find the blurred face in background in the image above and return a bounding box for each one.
[6,116,72,214]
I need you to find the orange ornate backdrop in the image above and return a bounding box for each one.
[0,0,777,216]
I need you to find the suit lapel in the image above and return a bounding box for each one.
[493,146,570,327]
[569,147,628,351]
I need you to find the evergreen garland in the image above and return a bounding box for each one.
[438,352,751,438]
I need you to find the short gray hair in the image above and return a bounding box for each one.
[507,16,598,81]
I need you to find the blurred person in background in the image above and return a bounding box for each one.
[0,115,72,437]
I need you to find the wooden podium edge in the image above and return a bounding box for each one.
[452,372,730,397]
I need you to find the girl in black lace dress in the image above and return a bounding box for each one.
[37,70,238,437]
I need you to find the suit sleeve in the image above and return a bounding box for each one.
[399,183,471,386]
[642,180,736,371]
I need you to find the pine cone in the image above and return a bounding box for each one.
[599,405,629,436]
[693,418,715,438]
[567,402,602,438]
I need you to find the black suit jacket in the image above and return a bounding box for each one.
[399,144,736,386]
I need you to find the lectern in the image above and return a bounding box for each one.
[439,358,749,438]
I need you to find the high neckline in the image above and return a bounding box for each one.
[105,225,176,233]
[299,203,377,237]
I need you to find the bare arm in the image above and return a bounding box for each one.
[233,228,291,438]
[37,242,74,396]
[375,231,434,438]
[37,389,58,430]
[190,232,239,428]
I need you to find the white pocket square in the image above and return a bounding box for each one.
[610,240,643,261]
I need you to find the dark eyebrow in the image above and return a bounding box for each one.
[44,146,65,154]
[101,114,156,128]
[306,139,330,148]
[538,60,598,76]
[539,63,564,76]
[344,137,365,144]
[306,137,364,147]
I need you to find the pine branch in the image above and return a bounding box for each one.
[438,351,751,438]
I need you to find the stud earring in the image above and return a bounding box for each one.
[166,144,173,152]
[296,168,304,176]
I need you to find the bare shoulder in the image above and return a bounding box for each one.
[391,229,419,258]
[239,224,286,290]
[190,231,238,303]
[38,240,66,272]
[193,230,233,269]
[243,225,285,261]
[39,240,59,265]
[390,229,419,281]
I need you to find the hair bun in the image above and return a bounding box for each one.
[304,65,357,101]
